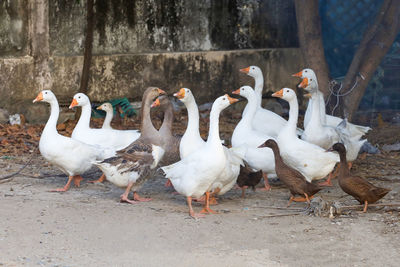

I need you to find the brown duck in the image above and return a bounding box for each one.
[258,139,322,206]
[236,164,263,198]
[330,143,390,212]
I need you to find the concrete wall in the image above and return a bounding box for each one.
[0,0,303,123]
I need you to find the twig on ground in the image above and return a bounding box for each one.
[253,206,304,211]
[256,212,302,219]
[337,203,400,211]
[0,149,37,181]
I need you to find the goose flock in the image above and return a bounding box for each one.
[33,67,390,217]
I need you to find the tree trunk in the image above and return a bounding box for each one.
[294,0,331,97]
[338,0,400,119]
[79,0,94,93]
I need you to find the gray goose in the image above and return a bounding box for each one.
[94,87,167,203]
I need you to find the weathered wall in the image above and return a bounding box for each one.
[0,0,302,122]
[49,0,298,55]
[0,48,303,122]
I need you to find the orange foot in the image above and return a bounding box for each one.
[88,174,105,184]
[133,192,152,202]
[120,194,138,204]
[200,207,218,214]
[73,175,83,187]
[49,175,74,192]
[49,186,70,192]
[318,179,333,187]
[189,210,206,218]
[257,185,272,191]
[209,196,218,205]
[193,195,206,203]
[164,179,172,187]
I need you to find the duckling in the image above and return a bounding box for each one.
[329,143,390,212]
[258,139,322,206]
[236,164,263,198]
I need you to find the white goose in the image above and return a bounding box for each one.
[239,66,291,137]
[231,86,276,190]
[173,88,205,159]
[273,88,339,184]
[174,88,245,199]
[162,94,238,218]
[70,93,140,151]
[293,68,371,139]
[33,90,114,192]
[299,77,340,149]
[96,102,114,129]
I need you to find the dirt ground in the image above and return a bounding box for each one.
[0,111,400,266]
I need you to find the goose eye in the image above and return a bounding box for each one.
[305,70,308,72]
[44,92,47,94]
[286,90,289,93]
[222,97,226,101]
[310,79,313,81]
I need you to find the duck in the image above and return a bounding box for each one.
[161,94,238,218]
[240,66,299,137]
[298,75,340,149]
[231,85,277,191]
[33,90,115,192]
[236,165,263,198]
[258,139,322,206]
[96,102,114,129]
[329,143,390,212]
[94,87,167,203]
[70,93,140,151]
[292,68,371,139]
[272,88,340,185]
[173,88,245,200]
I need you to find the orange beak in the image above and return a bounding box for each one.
[226,94,239,104]
[32,92,43,103]
[173,88,185,99]
[239,66,250,74]
[69,98,78,109]
[292,71,303,78]
[96,105,103,110]
[157,88,166,95]
[232,88,241,95]
[272,89,284,98]
[299,78,308,89]
[151,98,160,108]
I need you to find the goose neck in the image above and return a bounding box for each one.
[309,92,322,127]
[207,105,222,145]
[103,109,113,128]
[254,75,264,107]
[159,101,173,136]
[141,97,158,136]
[43,99,60,135]
[286,98,299,135]
[76,103,92,129]
[240,93,257,128]
[185,99,201,137]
